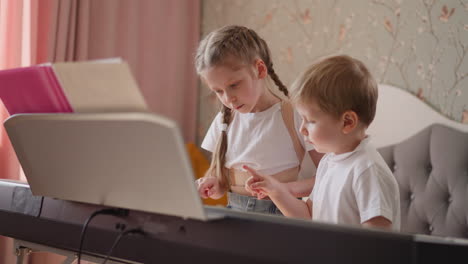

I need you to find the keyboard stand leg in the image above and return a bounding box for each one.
[14,239,78,264]
[13,239,141,264]
[62,255,77,264]
[14,246,30,264]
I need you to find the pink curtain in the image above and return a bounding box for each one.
[0,103,20,264]
[0,0,200,263]
[37,0,200,142]
[0,1,33,262]
[84,0,201,142]
[2,0,200,140]
[0,0,21,179]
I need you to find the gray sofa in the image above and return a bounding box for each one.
[378,124,468,238]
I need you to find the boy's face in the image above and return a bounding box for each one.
[201,64,263,114]
[296,101,344,154]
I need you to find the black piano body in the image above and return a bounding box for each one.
[1,180,467,264]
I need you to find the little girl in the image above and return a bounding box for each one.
[195,25,321,215]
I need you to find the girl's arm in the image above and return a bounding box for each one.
[309,149,324,168]
[196,169,227,199]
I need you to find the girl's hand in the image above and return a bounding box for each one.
[244,165,285,199]
[195,176,224,199]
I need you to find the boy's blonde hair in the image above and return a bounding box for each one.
[291,55,378,126]
[195,25,288,189]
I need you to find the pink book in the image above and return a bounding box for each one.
[0,59,148,115]
[0,65,73,115]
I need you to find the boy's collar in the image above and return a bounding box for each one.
[328,136,371,162]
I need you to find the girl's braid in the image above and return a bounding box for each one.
[245,28,289,97]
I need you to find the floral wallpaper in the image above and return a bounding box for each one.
[197,0,468,144]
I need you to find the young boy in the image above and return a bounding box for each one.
[245,55,401,231]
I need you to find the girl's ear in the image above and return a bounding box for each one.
[254,59,268,79]
[341,111,359,134]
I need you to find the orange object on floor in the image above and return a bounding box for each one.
[186,143,227,206]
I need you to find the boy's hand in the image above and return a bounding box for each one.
[244,165,285,199]
[245,176,268,199]
[195,176,223,199]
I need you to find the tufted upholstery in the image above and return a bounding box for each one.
[378,124,468,238]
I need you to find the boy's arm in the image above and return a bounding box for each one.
[362,216,393,230]
[356,165,397,231]
[285,178,315,197]
[244,166,312,219]
[285,149,323,197]
[269,192,312,219]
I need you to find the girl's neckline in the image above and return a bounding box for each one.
[240,101,282,118]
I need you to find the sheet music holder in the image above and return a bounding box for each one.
[4,112,224,221]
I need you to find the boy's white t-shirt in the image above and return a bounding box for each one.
[201,102,314,175]
[310,137,401,231]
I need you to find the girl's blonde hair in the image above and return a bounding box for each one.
[291,55,378,126]
[195,25,287,189]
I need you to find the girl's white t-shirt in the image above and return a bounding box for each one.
[201,102,314,175]
[310,137,401,231]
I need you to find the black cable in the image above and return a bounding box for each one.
[101,228,145,264]
[36,196,44,218]
[77,208,129,264]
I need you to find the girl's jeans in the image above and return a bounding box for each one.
[227,192,283,216]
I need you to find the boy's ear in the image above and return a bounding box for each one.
[341,111,359,134]
[254,59,268,79]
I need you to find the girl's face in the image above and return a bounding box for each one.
[201,63,264,113]
[296,101,344,154]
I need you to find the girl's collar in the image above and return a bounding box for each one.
[241,101,282,117]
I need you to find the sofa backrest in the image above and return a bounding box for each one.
[378,124,468,238]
